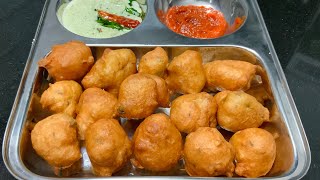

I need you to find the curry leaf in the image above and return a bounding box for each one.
[96,17,130,30]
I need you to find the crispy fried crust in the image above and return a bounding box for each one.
[31,114,81,168]
[184,127,235,177]
[81,49,136,96]
[170,92,217,133]
[204,60,258,91]
[138,47,169,77]
[132,113,182,171]
[166,50,206,94]
[40,80,82,118]
[86,119,132,176]
[38,41,94,81]
[214,91,270,132]
[230,128,276,178]
[118,74,158,119]
[76,88,118,140]
[142,73,170,107]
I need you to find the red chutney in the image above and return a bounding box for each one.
[165,5,228,39]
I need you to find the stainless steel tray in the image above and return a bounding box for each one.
[2,0,311,179]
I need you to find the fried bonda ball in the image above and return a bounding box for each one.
[38,41,94,81]
[170,92,217,134]
[118,73,169,119]
[204,60,262,91]
[82,49,136,96]
[132,113,182,171]
[184,127,235,177]
[166,50,206,94]
[118,74,157,119]
[76,88,118,140]
[230,128,276,178]
[40,81,82,118]
[86,119,131,176]
[138,47,169,77]
[31,114,81,170]
[214,91,270,132]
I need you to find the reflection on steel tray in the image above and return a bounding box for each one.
[2,0,310,179]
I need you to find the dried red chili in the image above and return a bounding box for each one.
[98,10,140,28]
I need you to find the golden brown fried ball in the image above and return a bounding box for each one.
[138,47,169,77]
[204,60,261,91]
[118,74,157,119]
[38,41,94,81]
[31,113,81,168]
[132,113,182,171]
[166,50,206,94]
[118,73,169,119]
[76,88,118,140]
[230,128,276,178]
[184,127,235,177]
[86,119,132,176]
[170,92,217,134]
[214,91,270,132]
[40,81,82,118]
[81,49,136,96]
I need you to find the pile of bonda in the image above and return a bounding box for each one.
[30,40,278,178]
